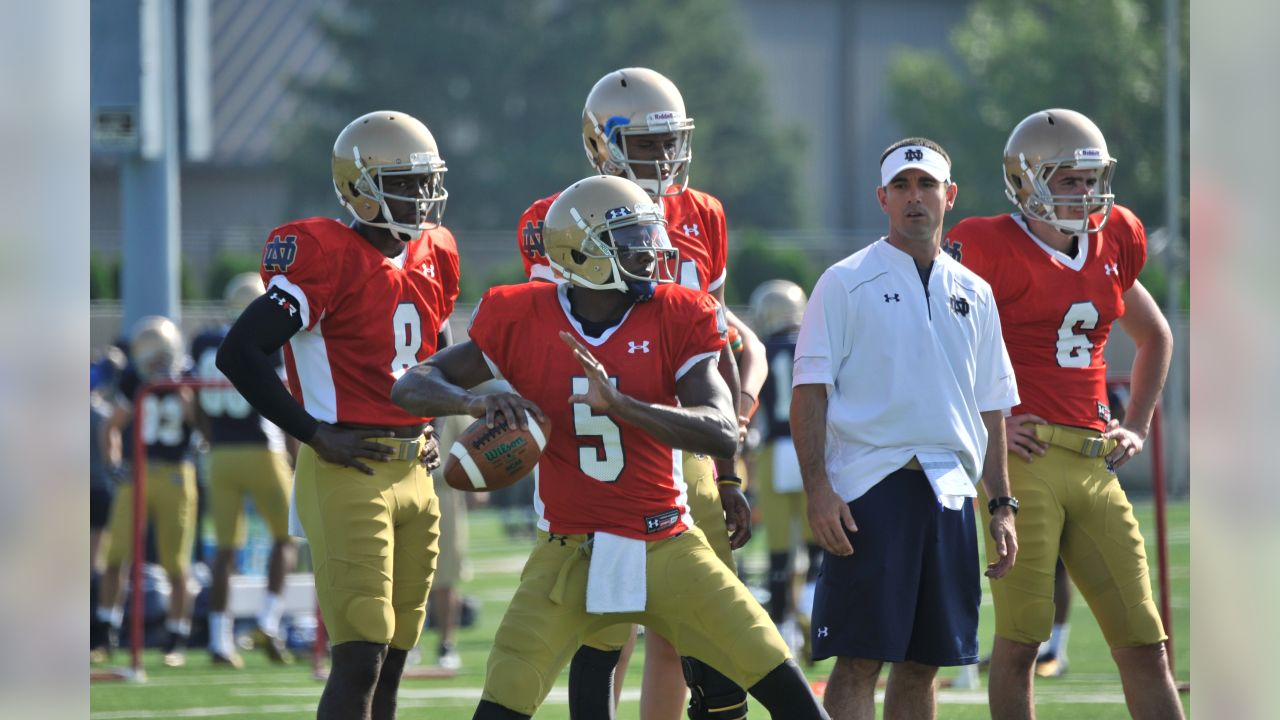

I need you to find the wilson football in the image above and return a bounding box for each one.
[443,410,551,492]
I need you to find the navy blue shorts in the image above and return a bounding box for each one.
[810,468,980,666]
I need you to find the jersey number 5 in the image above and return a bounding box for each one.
[1056,301,1099,368]
[571,376,624,482]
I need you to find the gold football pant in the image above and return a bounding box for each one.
[581,451,735,652]
[754,442,814,554]
[209,445,293,548]
[295,440,439,649]
[982,424,1167,648]
[482,526,790,716]
[105,460,197,576]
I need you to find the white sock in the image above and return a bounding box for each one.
[166,618,191,637]
[208,612,229,654]
[258,593,283,637]
[1048,623,1070,660]
[96,606,124,627]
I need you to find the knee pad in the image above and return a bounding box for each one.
[474,699,532,720]
[681,656,748,720]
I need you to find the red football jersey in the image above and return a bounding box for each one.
[517,186,729,293]
[945,205,1147,430]
[259,217,460,426]
[467,282,729,539]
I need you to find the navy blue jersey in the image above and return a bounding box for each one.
[758,331,799,442]
[191,327,283,446]
[119,365,195,462]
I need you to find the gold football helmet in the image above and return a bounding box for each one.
[1004,108,1116,234]
[749,280,807,337]
[223,272,265,319]
[582,68,694,198]
[130,315,184,381]
[332,110,448,241]
[542,175,678,300]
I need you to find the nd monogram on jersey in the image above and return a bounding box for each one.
[260,218,460,426]
[467,282,728,540]
[517,187,728,293]
[946,205,1148,431]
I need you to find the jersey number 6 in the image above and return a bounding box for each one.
[1056,301,1099,368]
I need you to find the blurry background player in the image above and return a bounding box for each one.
[191,272,298,668]
[746,279,822,660]
[946,108,1181,719]
[89,346,127,648]
[516,66,766,720]
[393,174,828,720]
[216,110,457,720]
[93,317,200,667]
[419,413,473,672]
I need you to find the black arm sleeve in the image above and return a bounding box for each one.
[216,288,319,443]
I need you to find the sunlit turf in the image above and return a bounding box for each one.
[91,499,1190,719]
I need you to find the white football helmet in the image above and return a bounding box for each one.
[223,272,265,319]
[582,68,694,198]
[1004,108,1116,234]
[749,280,807,337]
[542,175,679,301]
[332,110,448,241]
[130,316,184,382]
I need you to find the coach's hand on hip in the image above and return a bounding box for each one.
[985,507,1018,578]
[807,483,856,556]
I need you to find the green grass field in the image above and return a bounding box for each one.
[90,499,1190,719]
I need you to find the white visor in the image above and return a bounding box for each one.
[880,145,951,187]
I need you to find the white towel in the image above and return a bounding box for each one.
[770,437,804,493]
[915,450,976,511]
[585,532,647,613]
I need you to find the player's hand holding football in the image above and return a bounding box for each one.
[308,422,398,476]
[561,332,624,411]
[464,392,545,432]
[1005,413,1050,462]
[985,508,1018,579]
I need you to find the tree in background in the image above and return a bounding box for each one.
[277,0,806,240]
[888,0,1188,302]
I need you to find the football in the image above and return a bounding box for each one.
[443,410,551,492]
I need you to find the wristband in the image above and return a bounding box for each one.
[987,496,1019,515]
[716,475,744,489]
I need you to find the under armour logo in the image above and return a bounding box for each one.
[1104,262,1119,276]
[817,626,829,638]
[547,533,568,547]
[950,294,970,317]
[904,148,924,161]
[682,223,700,237]
[884,293,900,303]
[605,206,633,220]
[628,340,651,354]
[420,263,436,279]
[263,234,298,272]
[268,291,297,317]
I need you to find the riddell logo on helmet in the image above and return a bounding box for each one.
[645,110,683,124]
[1075,148,1103,160]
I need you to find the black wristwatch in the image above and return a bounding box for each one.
[988,496,1019,515]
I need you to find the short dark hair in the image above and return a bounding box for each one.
[879,137,951,166]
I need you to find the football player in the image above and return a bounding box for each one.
[945,109,1183,719]
[216,111,457,720]
[516,66,765,720]
[745,280,823,659]
[93,316,199,667]
[192,273,297,668]
[393,175,827,720]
